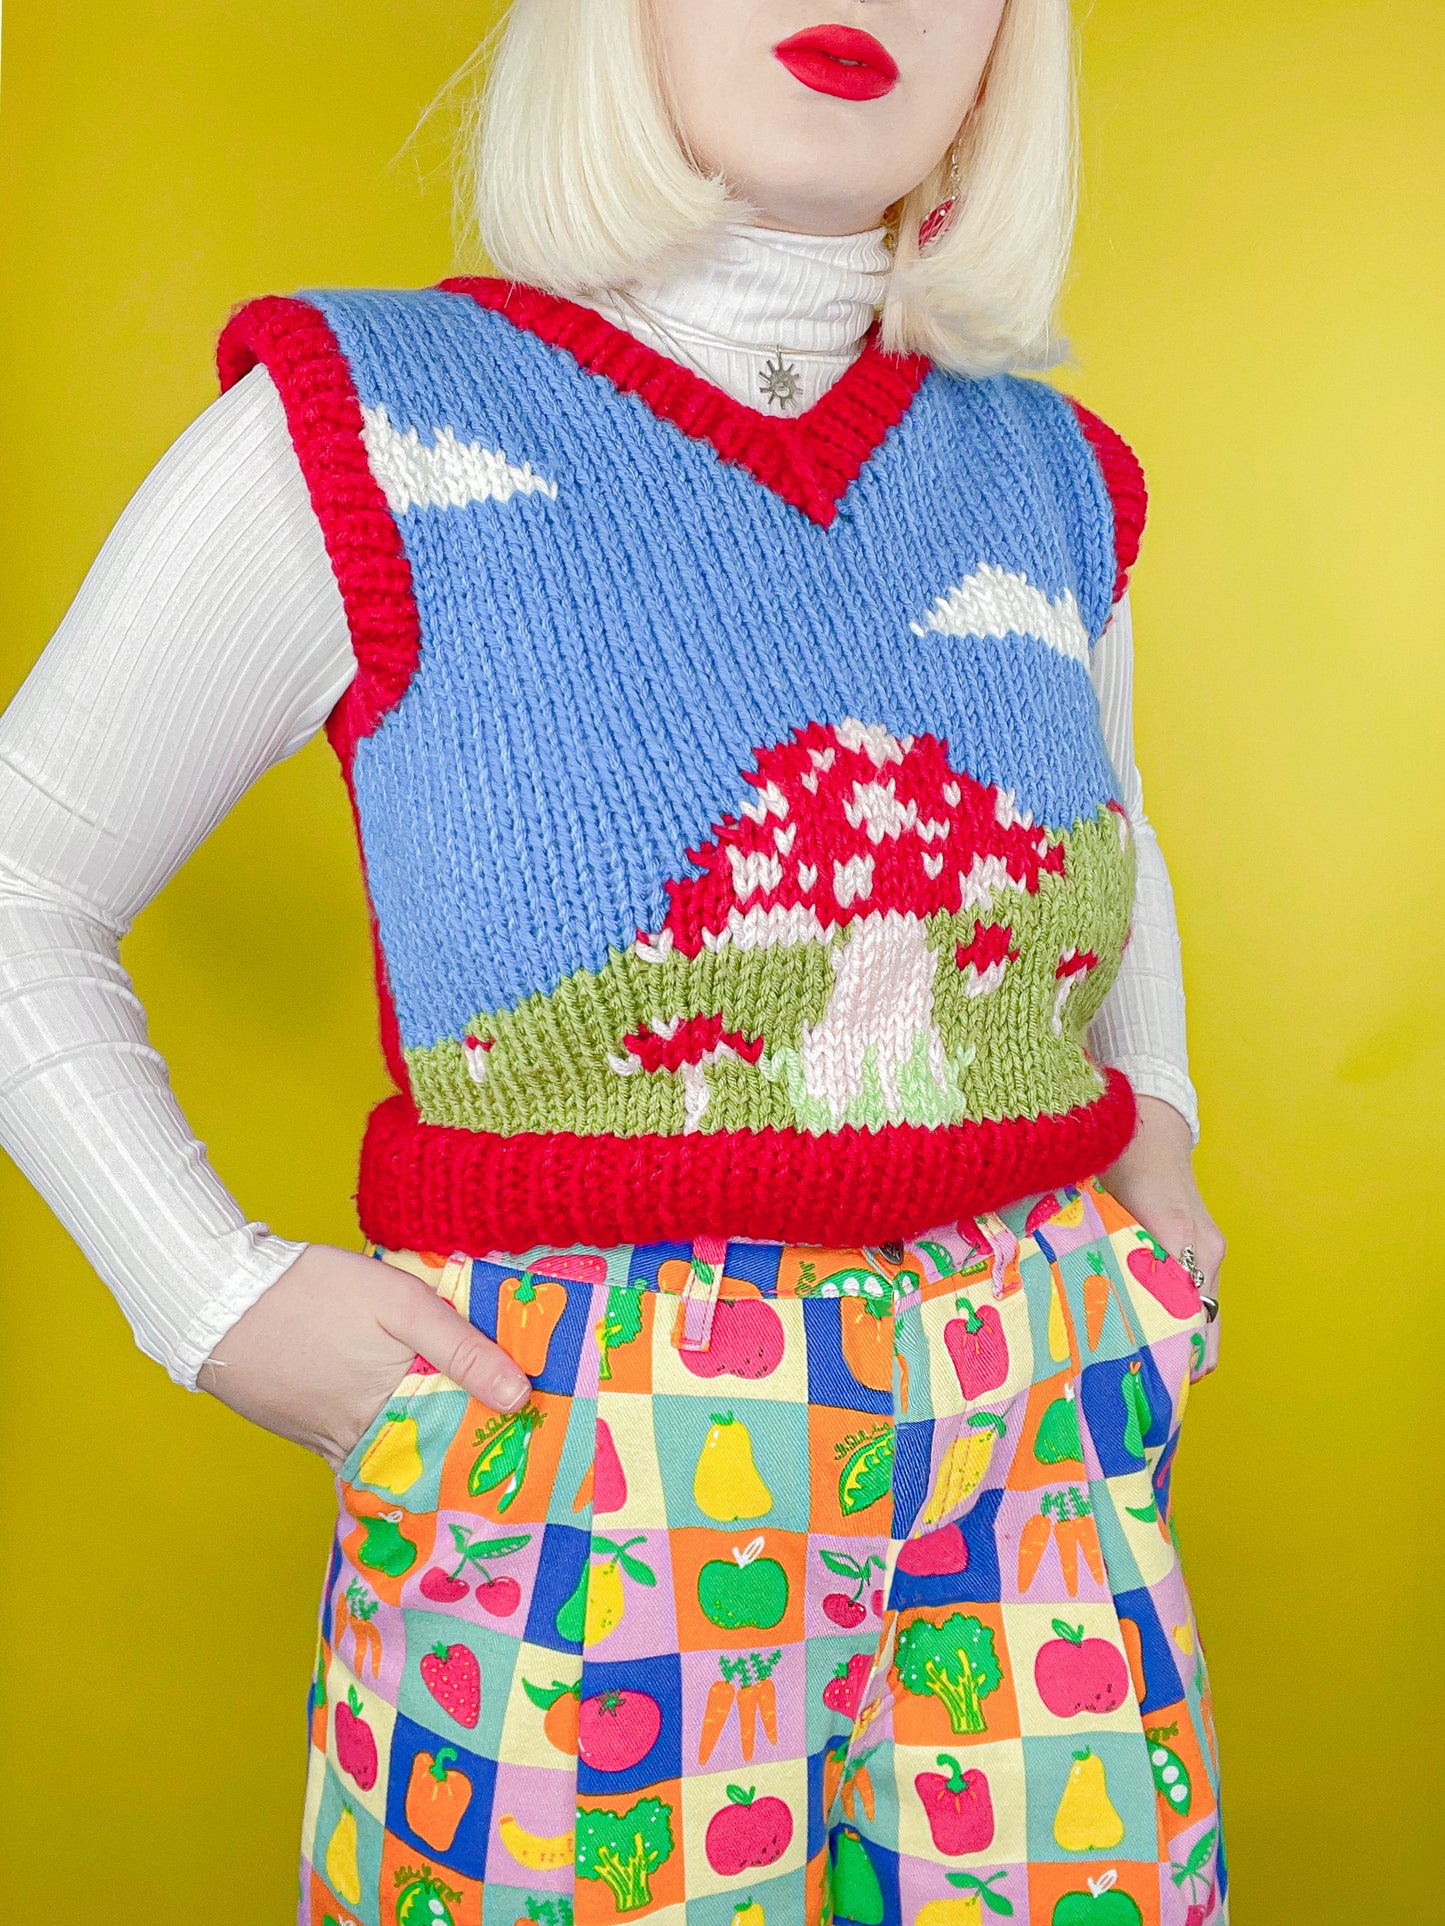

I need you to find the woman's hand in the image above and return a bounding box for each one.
[197,1244,531,1470]
[1102,1095,1226,1298]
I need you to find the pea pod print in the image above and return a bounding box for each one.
[468,1405,542,1511]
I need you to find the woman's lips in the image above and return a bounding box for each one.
[772,24,900,101]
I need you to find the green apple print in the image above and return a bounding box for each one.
[1051,1871,1143,1925]
[698,1537,789,1630]
[357,1507,417,1577]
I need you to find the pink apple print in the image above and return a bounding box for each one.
[420,1523,531,1612]
[1127,1233,1202,1319]
[679,1297,786,1381]
[704,1785,794,1875]
[1034,1620,1130,1716]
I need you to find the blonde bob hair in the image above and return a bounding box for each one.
[458,0,1078,377]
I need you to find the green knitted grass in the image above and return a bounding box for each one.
[403,803,1133,1140]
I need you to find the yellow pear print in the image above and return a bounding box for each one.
[1053,1748,1126,1852]
[358,1410,423,1493]
[693,1412,773,1521]
[324,1804,362,1906]
[1047,1277,1070,1362]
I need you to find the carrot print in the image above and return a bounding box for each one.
[1018,1502,1056,1592]
[698,1669,738,1764]
[698,1652,780,1763]
[1055,1514,1081,1596]
[1064,1486,1106,1586]
[757,1671,778,1747]
[841,1746,881,1821]
[343,1582,382,1678]
[735,1650,782,1761]
[1084,1269,1110,1350]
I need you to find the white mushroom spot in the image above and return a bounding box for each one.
[845,779,918,843]
[835,718,907,766]
[833,855,875,907]
[942,782,962,807]
[958,853,1020,913]
[798,863,819,892]
[922,851,945,879]
[709,903,832,952]
[994,789,1034,831]
[774,823,797,854]
[740,780,788,824]
[726,847,783,900]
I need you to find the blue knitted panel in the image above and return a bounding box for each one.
[307,289,1123,1054]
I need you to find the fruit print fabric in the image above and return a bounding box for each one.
[299,1185,1223,1925]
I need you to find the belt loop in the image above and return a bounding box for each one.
[977,1211,1023,1299]
[677,1233,728,1352]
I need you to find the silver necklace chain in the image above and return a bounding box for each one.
[603,287,831,414]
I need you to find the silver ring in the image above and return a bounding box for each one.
[1180,1245,1219,1322]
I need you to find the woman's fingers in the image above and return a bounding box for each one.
[375,1268,531,1414]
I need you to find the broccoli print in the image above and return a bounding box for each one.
[893,1611,1004,1736]
[576,1797,675,1913]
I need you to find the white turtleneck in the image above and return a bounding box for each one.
[591,222,898,415]
[0,225,1196,1388]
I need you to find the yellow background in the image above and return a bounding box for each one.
[1,2,1441,1917]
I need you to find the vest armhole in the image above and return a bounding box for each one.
[216,295,420,765]
[1064,398,1148,609]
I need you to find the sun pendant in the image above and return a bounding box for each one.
[758,350,803,411]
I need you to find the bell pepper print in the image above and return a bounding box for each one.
[305,1205,1220,1922]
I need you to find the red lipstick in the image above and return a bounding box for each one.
[773,24,900,102]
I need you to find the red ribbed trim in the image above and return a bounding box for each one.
[217,295,421,765]
[1066,400,1148,604]
[438,277,930,530]
[355,1070,1137,1255]
[217,296,416,1089]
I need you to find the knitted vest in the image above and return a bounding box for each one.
[219,282,1147,1254]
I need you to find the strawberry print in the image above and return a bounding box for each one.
[420,1642,481,1729]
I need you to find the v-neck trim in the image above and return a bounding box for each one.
[437,276,931,529]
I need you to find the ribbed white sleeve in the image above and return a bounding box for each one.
[0,352,1197,1392]
[1085,597,1200,1139]
[0,367,353,1386]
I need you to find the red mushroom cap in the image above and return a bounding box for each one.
[645,719,1066,959]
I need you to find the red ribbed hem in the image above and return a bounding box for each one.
[355,1070,1137,1254]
